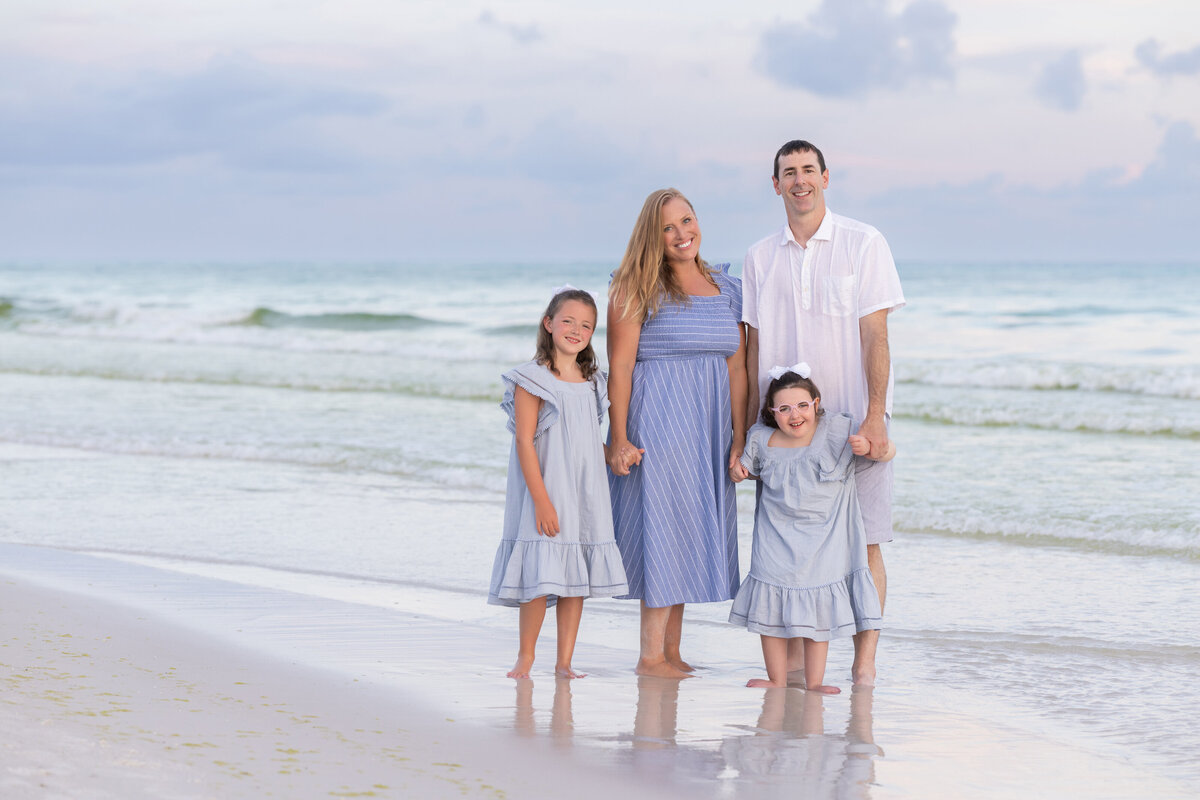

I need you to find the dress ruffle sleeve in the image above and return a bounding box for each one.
[817,413,856,482]
[593,371,610,423]
[713,262,743,320]
[500,362,559,439]
[740,423,769,475]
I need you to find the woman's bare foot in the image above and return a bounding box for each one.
[507,654,535,679]
[555,665,586,679]
[806,683,841,694]
[667,656,695,673]
[746,678,787,688]
[635,658,692,679]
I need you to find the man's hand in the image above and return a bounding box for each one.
[856,415,890,461]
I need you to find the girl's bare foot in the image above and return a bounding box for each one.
[746,678,786,688]
[806,684,841,694]
[635,658,692,679]
[507,654,535,679]
[555,665,586,679]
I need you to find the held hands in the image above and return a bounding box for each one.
[849,430,897,462]
[606,440,645,476]
[855,415,891,461]
[534,498,560,537]
[728,443,749,483]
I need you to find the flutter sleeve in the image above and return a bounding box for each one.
[715,262,743,321]
[500,362,559,439]
[817,413,856,482]
[739,423,769,475]
[593,371,611,423]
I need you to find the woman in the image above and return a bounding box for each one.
[607,188,748,679]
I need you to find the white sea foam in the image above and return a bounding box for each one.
[899,358,1200,400]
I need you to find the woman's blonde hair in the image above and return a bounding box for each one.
[609,188,713,322]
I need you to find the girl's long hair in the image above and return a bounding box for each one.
[609,188,713,323]
[534,289,599,379]
[761,372,826,428]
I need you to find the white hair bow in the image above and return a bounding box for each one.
[767,362,811,380]
[550,283,579,298]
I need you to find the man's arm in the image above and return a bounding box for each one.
[858,308,890,460]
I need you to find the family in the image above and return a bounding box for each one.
[487,139,906,693]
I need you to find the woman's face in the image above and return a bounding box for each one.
[770,386,819,441]
[660,197,702,268]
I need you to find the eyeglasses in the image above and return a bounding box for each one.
[770,402,814,415]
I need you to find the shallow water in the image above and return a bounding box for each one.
[2,259,1198,793]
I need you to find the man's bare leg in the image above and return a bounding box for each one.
[853,544,887,686]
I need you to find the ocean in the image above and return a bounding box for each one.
[2,259,1198,794]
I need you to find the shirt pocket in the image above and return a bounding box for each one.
[820,274,857,317]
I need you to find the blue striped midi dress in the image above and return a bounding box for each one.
[609,263,742,607]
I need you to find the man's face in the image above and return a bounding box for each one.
[773,150,829,219]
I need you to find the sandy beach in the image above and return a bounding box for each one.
[3,542,1193,800]
[1,554,682,800]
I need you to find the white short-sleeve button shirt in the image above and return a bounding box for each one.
[742,210,905,421]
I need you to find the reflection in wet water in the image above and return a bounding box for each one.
[721,687,881,799]
[507,677,882,799]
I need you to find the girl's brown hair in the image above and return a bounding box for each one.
[608,188,714,323]
[760,372,826,428]
[534,289,599,380]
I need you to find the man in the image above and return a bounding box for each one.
[742,139,905,685]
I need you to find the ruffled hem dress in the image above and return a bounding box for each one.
[608,264,742,607]
[488,361,629,607]
[728,414,882,640]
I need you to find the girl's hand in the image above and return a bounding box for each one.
[534,499,560,537]
[621,444,645,470]
[607,438,642,476]
[848,434,871,457]
[729,461,749,483]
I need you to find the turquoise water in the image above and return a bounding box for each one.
[2,259,1198,789]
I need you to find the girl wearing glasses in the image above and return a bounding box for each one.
[729,364,893,693]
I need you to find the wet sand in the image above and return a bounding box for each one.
[1,544,1191,799]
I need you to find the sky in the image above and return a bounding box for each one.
[2,0,1199,263]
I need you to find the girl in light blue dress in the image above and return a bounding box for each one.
[488,287,629,679]
[729,364,893,693]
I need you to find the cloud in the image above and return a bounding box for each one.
[0,53,388,172]
[1134,120,1200,192]
[756,0,956,97]
[478,10,543,45]
[862,121,1200,260]
[1135,39,1200,78]
[1034,51,1086,111]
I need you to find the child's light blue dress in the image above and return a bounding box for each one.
[728,414,882,640]
[488,361,629,607]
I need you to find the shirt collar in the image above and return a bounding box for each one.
[779,209,834,247]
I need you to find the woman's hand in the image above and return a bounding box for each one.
[607,439,644,476]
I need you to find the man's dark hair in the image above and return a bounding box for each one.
[773,140,827,179]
